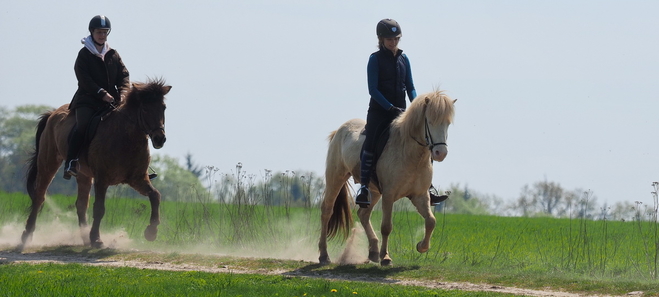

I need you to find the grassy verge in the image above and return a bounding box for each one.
[0,261,510,297]
[2,246,657,296]
[2,190,659,296]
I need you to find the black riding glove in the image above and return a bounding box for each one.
[389,106,405,117]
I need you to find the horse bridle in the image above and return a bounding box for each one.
[137,106,165,138]
[101,101,164,139]
[413,117,447,151]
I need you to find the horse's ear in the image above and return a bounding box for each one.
[424,96,430,104]
[163,86,172,95]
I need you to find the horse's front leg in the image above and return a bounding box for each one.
[90,182,109,248]
[75,175,93,246]
[378,195,394,266]
[131,179,160,241]
[357,192,381,263]
[410,194,436,253]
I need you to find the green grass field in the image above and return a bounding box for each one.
[1,191,658,296]
[0,262,513,297]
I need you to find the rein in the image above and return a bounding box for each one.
[106,102,164,138]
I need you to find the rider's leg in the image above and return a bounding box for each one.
[356,110,394,208]
[64,107,94,179]
[355,150,374,207]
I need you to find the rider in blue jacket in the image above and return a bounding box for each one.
[356,19,442,208]
[356,18,414,207]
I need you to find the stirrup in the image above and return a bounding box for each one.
[355,186,371,208]
[430,186,449,205]
[148,166,158,180]
[64,159,78,179]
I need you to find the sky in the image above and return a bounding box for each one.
[1,0,658,207]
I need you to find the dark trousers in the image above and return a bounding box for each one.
[360,109,396,185]
[362,109,396,153]
[66,106,95,162]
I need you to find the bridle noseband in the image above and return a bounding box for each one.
[137,106,165,138]
[413,117,447,151]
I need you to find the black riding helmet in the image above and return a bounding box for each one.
[376,18,401,38]
[89,15,111,35]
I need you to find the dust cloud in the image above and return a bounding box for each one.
[337,227,369,265]
[1,198,371,265]
[0,197,132,250]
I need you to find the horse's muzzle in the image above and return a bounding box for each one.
[150,131,166,149]
[432,146,448,162]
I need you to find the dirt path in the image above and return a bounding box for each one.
[0,250,627,297]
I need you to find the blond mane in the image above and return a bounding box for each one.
[392,90,455,137]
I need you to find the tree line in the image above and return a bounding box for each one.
[0,105,651,221]
[0,104,325,207]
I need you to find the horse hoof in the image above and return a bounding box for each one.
[20,231,32,246]
[15,243,26,253]
[368,251,379,263]
[144,225,158,241]
[319,256,331,265]
[91,240,104,249]
[380,259,393,266]
[416,241,429,253]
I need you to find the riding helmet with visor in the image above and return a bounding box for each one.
[376,18,401,38]
[89,15,111,35]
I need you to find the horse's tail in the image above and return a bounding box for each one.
[327,181,354,240]
[26,111,52,198]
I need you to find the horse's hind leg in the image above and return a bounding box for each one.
[21,194,45,249]
[130,180,160,241]
[89,182,109,248]
[21,153,61,250]
[75,175,93,246]
[410,194,436,253]
[318,175,346,265]
[357,192,381,263]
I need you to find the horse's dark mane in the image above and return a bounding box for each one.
[123,78,167,108]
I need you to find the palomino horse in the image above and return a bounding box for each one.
[20,78,171,250]
[318,90,455,266]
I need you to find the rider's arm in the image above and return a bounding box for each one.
[74,49,107,100]
[113,50,130,102]
[403,54,417,101]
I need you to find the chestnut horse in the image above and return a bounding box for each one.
[20,79,171,250]
[318,90,455,266]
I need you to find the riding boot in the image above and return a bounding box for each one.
[64,128,84,180]
[356,150,374,208]
[429,184,449,205]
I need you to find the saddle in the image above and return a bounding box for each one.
[67,105,116,154]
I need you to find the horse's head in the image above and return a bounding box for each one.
[124,78,172,149]
[396,90,455,162]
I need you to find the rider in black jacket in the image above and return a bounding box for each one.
[64,15,130,179]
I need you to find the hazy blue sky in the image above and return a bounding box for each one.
[1,1,657,206]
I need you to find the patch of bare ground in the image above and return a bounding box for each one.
[0,249,627,297]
